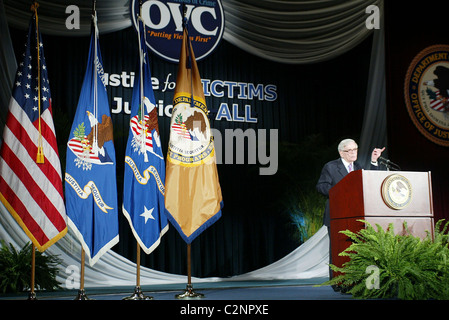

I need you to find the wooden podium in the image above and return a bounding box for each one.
[329,170,434,271]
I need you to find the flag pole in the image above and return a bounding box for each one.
[123,242,153,300]
[28,4,40,300]
[74,248,92,300]
[31,2,45,163]
[27,244,37,300]
[122,0,153,300]
[73,0,97,301]
[174,6,204,299]
[175,243,204,299]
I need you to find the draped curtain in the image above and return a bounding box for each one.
[3,0,380,64]
[223,0,381,64]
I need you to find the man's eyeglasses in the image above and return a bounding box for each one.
[342,148,358,153]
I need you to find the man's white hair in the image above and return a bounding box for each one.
[338,139,358,152]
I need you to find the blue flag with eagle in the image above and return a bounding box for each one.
[64,14,119,266]
[122,17,168,254]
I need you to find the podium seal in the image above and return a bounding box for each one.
[404,44,449,147]
[381,174,412,210]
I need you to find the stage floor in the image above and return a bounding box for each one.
[0,278,353,301]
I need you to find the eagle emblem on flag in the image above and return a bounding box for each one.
[168,101,213,166]
[67,113,114,170]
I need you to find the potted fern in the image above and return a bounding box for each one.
[0,240,62,294]
[324,220,449,300]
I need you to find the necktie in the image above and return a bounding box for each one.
[348,163,353,172]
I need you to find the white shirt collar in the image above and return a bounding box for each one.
[340,158,353,172]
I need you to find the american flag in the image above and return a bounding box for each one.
[0,13,67,251]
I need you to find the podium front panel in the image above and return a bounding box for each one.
[329,170,434,275]
[363,171,433,217]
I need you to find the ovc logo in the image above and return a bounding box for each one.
[131,0,225,63]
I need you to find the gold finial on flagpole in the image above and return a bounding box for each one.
[30,1,39,11]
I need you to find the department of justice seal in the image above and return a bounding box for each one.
[404,44,449,147]
[167,95,214,167]
[381,174,412,210]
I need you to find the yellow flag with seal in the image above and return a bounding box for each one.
[164,26,223,244]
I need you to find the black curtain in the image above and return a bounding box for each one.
[9,26,373,277]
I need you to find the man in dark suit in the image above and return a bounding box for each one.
[316,138,385,227]
[316,138,385,283]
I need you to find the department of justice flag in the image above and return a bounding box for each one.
[122,17,168,254]
[64,15,119,266]
[165,25,223,244]
[0,11,67,251]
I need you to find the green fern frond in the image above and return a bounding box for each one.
[0,240,62,293]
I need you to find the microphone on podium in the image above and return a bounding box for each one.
[378,156,401,171]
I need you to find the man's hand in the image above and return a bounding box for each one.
[371,147,385,162]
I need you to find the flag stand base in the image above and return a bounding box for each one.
[175,284,204,299]
[27,291,37,300]
[175,244,204,299]
[74,289,93,300]
[123,286,153,300]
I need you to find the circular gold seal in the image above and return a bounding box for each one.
[167,94,214,167]
[404,44,449,147]
[381,174,412,210]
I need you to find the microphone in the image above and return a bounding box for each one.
[378,156,400,170]
[379,156,390,163]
